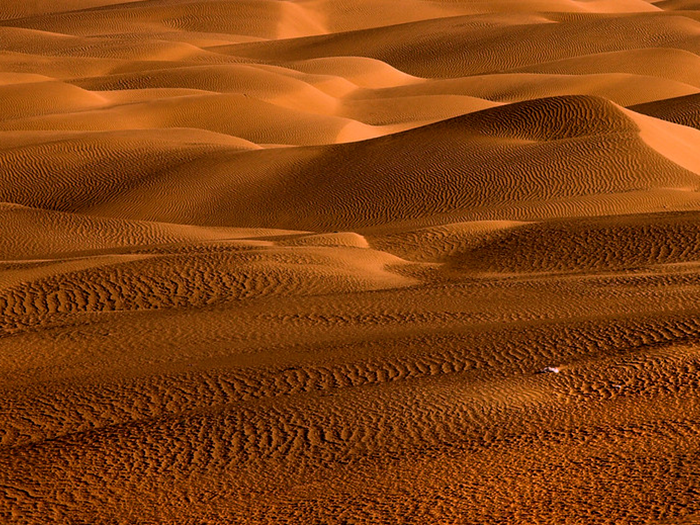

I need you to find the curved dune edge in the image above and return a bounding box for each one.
[626,107,700,177]
[0,202,301,262]
[629,92,700,130]
[2,95,700,231]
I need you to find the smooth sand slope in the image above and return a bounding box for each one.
[3,1,700,524]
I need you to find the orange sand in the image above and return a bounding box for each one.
[3,1,700,523]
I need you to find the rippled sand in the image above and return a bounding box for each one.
[3,1,700,523]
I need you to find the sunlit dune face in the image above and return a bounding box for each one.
[3,1,700,523]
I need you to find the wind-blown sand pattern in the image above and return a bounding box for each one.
[3,1,700,523]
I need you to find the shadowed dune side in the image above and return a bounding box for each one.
[285,56,423,88]
[0,26,223,63]
[70,64,343,109]
[0,241,416,336]
[366,209,700,274]
[0,128,267,218]
[0,0,145,21]
[214,13,700,78]
[630,92,700,129]
[511,48,700,89]
[366,220,529,263]
[0,92,383,145]
[345,71,700,108]
[299,0,662,36]
[340,94,501,126]
[444,211,700,275]
[4,253,700,523]
[0,80,108,120]
[0,50,156,82]
[3,95,699,230]
[0,203,299,262]
[0,1,328,40]
[0,128,259,151]
[655,0,700,10]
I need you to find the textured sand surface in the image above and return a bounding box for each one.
[3,1,700,523]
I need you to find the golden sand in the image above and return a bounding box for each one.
[2,1,700,523]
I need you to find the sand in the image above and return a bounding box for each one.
[2,1,700,523]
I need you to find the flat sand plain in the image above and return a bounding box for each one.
[3,1,700,523]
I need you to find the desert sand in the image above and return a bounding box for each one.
[2,1,700,523]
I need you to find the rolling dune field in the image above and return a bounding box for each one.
[3,1,700,523]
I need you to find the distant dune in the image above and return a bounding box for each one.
[3,1,700,524]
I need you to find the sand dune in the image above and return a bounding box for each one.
[3,94,700,229]
[73,63,341,100]
[655,0,700,10]
[0,203,290,262]
[0,92,379,145]
[0,1,146,21]
[512,48,700,88]
[0,0,327,40]
[10,94,691,231]
[218,12,700,77]
[446,211,700,274]
[0,242,415,336]
[3,1,700,524]
[341,94,501,126]
[0,80,108,119]
[344,70,700,108]
[631,92,700,129]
